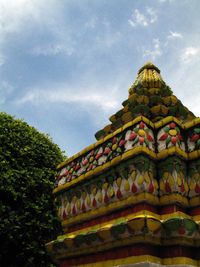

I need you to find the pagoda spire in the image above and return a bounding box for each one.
[129,61,164,95]
[95,62,195,140]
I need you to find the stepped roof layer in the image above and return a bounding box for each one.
[47,63,200,267]
[95,62,195,140]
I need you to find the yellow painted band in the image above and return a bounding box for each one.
[74,256,200,267]
[75,255,161,267]
[63,209,160,237]
[48,233,197,260]
[54,236,161,260]
[63,209,191,237]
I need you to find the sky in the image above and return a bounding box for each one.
[0,0,200,156]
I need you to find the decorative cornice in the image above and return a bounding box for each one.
[47,215,200,259]
[54,116,200,195]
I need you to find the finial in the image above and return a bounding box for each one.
[138,62,160,74]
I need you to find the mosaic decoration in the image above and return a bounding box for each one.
[158,157,188,196]
[56,121,155,187]
[55,156,158,221]
[188,126,200,152]
[47,63,200,267]
[188,159,200,197]
[157,122,185,152]
[124,121,154,151]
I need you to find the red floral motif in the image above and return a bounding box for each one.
[190,134,199,142]
[148,181,154,193]
[104,147,112,155]
[178,226,186,235]
[188,127,200,151]
[195,184,200,194]
[95,152,103,159]
[104,191,109,203]
[62,209,67,220]
[159,123,183,147]
[131,183,138,193]
[81,202,86,211]
[92,198,97,208]
[116,188,123,199]
[75,163,81,171]
[129,132,137,141]
[125,121,154,148]
[82,158,88,166]
[72,205,77,215]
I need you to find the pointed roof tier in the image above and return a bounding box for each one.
[95,62,195,140]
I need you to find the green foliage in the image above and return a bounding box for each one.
[0,112,65,267]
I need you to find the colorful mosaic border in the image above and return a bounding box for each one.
[54,116,200,194]
[54,155,200,227]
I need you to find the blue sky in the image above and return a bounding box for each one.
[0,0,200,156]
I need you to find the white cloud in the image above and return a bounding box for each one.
[0,0,69,61]
[128,9,148,27]
[143,38,162,60]
[16,84,120,111]
[0,81,14,104]
[158,0,175,3]
[167,63,200,117]
[31,43,74,56]
[85,17,97,29]
[146,7,157,24]
[128,7,157,27]
[180,46,200,63]
[167,31,183,40]
[0,0,57,36]
[96,31,121,48]
[0,53,5,66]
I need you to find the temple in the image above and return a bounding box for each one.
[46,62,200,266]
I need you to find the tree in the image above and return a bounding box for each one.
[0,112,65,267]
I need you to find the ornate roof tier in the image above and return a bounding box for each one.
[46,63,200,267]
[95,62,195,141]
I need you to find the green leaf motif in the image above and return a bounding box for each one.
[164,126,170,133]
[132,136,139,146]
[197,139,200,148]
[144,137,149,147]
[194,128,200,134]
[166,136,171,147]
[164,219,180,231]
[184,219,197,233]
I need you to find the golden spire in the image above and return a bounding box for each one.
[95,63,195,140]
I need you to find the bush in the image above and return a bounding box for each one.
[0,112,65,267]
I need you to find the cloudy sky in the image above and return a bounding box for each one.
[0,0,200,156]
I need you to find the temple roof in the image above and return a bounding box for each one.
[95,62,195,140]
